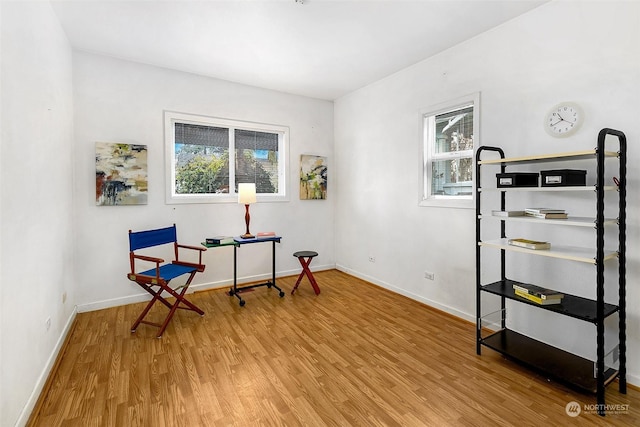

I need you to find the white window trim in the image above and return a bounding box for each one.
[419,92,480,209]
[164,111,289,204]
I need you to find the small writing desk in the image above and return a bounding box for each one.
[203,236,284,306]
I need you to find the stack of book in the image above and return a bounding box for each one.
[206,236,235,245]
[512,282,564,305]
[507,238,551,250]
[524,208,567,219]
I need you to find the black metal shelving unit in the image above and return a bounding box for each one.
[475,128,627,416]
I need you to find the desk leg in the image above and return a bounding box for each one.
[272,241,276,286]
[270,240,285,297]
[229,244,245,306]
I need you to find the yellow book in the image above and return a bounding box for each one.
[514,289,562,305]
[508,238,551,250]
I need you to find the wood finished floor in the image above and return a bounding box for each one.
[29,270,639,426]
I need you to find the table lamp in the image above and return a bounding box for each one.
[238,183,257,238]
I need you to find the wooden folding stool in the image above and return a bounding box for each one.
[291,251,320,295]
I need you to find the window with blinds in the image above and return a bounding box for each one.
[165,111,288,203]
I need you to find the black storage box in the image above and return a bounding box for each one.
[496,172,539,188]
[540,169,587,187]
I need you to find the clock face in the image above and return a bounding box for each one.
[545,103,583,137]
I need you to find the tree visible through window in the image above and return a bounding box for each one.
[175,123,229,194]
[165,112,288,203]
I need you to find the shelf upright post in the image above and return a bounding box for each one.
[475,148,482,355]
[595,131,606,415]
[475,146,505,355]
[616,130,627,396]
[600,129,627,399]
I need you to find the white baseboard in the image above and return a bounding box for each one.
[16,306,78,427]
[77,264,335,313]
[336,264,478,325]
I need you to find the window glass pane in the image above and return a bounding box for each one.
[165,111,288,203]
[431,158,473,196]
[434,106,474,154]
[459,157,473,182]
[174,123,230,194]
[234,129,279,194]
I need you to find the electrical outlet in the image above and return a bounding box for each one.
[368,256,375,263]
[424,271,435,280]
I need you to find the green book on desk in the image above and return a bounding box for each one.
[206,236,235,245]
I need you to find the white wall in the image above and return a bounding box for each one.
[0,2,76,426]
[334,0,640,386]
[72,52,335,312]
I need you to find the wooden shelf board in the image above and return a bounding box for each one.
[486,215,617,227]
[478,150,618,165]
[478,185,617,192]
[481,329,619,394]
[481,280,619,322]
[478,239,618,264]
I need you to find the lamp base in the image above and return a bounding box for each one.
[241,233,255,239]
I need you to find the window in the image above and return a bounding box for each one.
[420,93,479,208]
[165,111,288,203]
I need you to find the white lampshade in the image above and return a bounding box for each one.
[238,183,257,204]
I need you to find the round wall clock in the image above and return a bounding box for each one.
[544,102,584,137]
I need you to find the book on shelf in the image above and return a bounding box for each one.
[507,238,551,250]
[491,210,525,217]
[525,212,568,219]
[206,236,235,245]
[514,289,563,305]
[511,282,564,299]
[524,207,565,215]
[256,231,276,238]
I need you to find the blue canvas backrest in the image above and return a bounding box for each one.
[129,225,177,251]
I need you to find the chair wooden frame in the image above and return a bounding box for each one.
[127,224,206,338]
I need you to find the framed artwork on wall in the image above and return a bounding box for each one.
[95,142,148,205]
[300,154,327,200]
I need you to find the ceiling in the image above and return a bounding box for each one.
[50,0,547,101]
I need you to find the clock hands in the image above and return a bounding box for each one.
[554,111,575,125]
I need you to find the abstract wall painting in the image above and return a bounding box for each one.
[300,154,327,200]
[96,142,148,206]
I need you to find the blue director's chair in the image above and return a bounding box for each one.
[127,224,206,338]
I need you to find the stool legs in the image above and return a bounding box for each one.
[291,256,320,295]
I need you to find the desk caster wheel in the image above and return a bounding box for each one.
[267,283,272,288]
[279,291,285,297]
[239,300,245,307]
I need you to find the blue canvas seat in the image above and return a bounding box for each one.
[127,224,206,337]
[138,263,197,281]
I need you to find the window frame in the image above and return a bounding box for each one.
[419,93,480,209]
[164,111,289,204]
